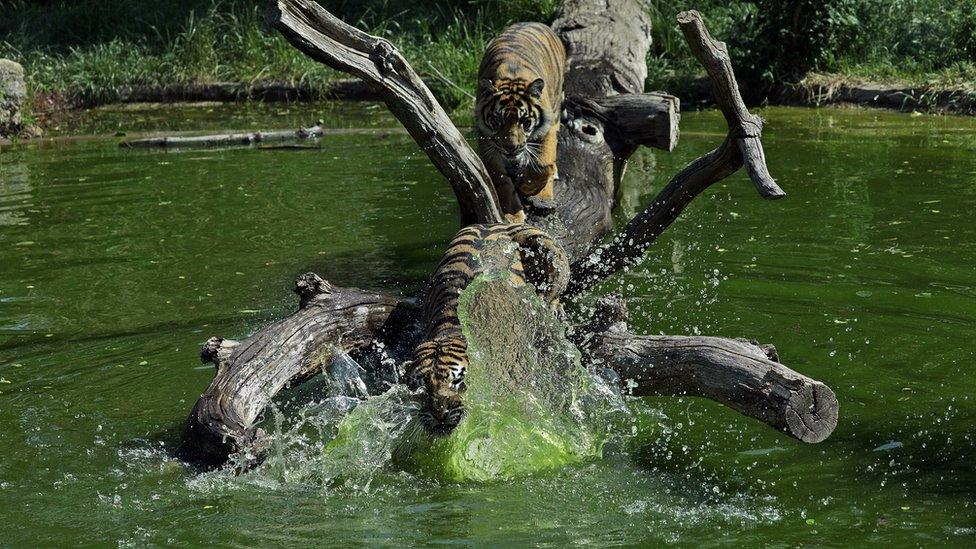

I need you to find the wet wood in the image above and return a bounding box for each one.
[572,296,837,443]
[177,273,418,467]
[589,331,838,443]
[178,2,838,467]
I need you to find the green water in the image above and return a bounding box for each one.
[1,103,975,545]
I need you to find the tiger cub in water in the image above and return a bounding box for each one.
[404,223,568,435]
[475,22,567,222]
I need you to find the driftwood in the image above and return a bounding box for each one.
[575,297,837,443]
[178,0,839,467]
[120,125,325,148]
[179,274,418,466]
[550,0,680,258]
[270,0,501,225]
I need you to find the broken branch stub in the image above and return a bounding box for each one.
[268,0,502,225]
[564,10,784,298]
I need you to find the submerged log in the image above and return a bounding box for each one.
[120,125,324,148]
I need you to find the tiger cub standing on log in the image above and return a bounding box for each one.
[476,22,566,222]
[404,223,569,435]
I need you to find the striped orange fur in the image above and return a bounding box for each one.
[475,23,566,222]
[405,223,568,435]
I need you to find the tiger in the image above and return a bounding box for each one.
[475,22,567,223]
[404,223,569,435]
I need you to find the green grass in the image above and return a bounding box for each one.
[0,0,973,122]
[0,0,558,112]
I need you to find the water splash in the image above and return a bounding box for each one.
[401,271,629,482]
[207,246,628,488]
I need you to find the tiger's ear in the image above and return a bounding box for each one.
[527,78,545,98]
[479,78,496,93]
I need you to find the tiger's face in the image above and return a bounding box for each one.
[405,339,468,436]
[476,78,554,170]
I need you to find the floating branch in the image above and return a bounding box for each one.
[120,125,325,148]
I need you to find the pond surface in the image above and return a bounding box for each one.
[1,103,975,546]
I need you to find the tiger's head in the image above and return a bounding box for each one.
[476,77,555,169]
[405,338,468,436]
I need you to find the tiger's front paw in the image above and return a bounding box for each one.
[505,210,527,224]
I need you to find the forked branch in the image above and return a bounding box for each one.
[564,10,784,297]
[268,0,502,225]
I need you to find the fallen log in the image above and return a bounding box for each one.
[572,297,838,443]
[120,125,324,148]
[592,332,839,443]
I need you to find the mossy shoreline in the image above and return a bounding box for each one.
[2,0,974,133]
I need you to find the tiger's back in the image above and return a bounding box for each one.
[478,23,566,110]
[407,223,569,435]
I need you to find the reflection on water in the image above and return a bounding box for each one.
[0,157,30,227]
[0,105,975,545]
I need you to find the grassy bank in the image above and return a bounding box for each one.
[1,0,974,124]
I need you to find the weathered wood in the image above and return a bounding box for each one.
[120,125,324,148]
[268,0,503,225]
[564,10,784,297]
[570,296,836,443]
[551,0,653,97]
[549,0,662,260]
[588,331,839,443]
[177,273,418,466]
[565,93,680,153]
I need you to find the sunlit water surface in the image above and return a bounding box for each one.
[1,103,974,545]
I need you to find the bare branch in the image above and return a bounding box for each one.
[268,0,502,225]
[178,273,418,467]
[564,10,783,297]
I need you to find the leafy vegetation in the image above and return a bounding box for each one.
[0,0,973,114]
